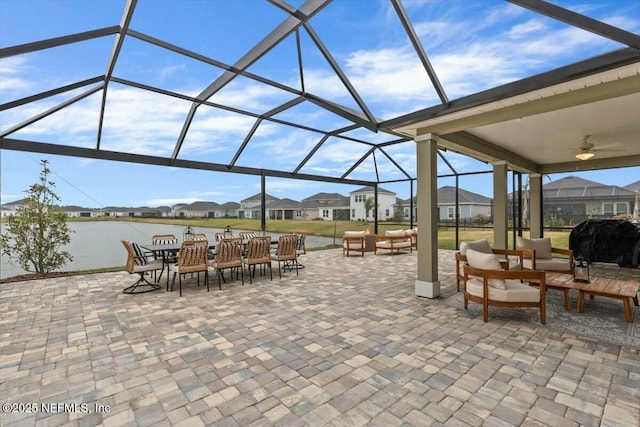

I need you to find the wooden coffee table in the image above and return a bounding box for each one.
[546,272,640,323]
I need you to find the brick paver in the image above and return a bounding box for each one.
[1,248,639,426]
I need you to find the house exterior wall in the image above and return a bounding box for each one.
[438,203,491,221]
[544,199,632,223]
[350,190,395,221]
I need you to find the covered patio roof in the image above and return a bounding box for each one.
[1,0,638,185]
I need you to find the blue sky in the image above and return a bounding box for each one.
[1,0,639,208]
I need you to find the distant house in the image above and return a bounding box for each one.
[63,205,96,218]
[542,175,636,223]
[350,186,396,221]
[240,193,280,219]
[437,186,492,222]
[0,198,26,217]
[267,198,304,220]
[214,201,240,218]
[302,192,350,221]
[625,180,640,218]
[397,187,492,222]
[174,201,220,218]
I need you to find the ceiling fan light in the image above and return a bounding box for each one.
[575,151,595,160]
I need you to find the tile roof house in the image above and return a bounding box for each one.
[214,201,241,218]
[301,192,350,221]
[350,186,396,221]
[542,175,636,223]
[436,186,492,222]
[396,186,492,223]
[174,201,221,218]
[266,198,304,220]
[240,193,280,219]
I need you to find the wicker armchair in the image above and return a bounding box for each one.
[271,234,299,278]
[121,240,163,294]
[243,236,272,283]
[169,240,210,296]
[212,238,244,288]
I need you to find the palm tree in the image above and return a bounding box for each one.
[364,197,376,222]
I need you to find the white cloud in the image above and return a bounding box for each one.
[0,57,31,95]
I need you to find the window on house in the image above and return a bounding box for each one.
[351,209,355,217]
[322,209,329,218]
[603,202,628,215]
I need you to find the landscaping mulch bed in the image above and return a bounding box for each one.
[1,271,74,284]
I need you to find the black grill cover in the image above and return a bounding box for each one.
[569,219,640,267]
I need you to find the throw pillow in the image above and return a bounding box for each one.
[465,248,507,290]
[517,237,552,259]
[460,239,492,255]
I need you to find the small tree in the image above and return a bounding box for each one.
[364,196,376,222]
[1,160,73,274]
[392,204,405,223]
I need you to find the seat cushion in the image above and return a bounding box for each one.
[523,258,571,272]
[377,240,411,249]
[385,229,405,237]
[460,239,492,255]
[465,249,507,290]
[517,237,552,259]
[467,278,540,303]
[344,231,365,238]
[343,241,364,250]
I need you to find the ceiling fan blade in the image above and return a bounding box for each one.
[593,142,624,150]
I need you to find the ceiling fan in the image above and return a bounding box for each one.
[574,135,624,161]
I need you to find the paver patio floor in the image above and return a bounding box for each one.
[1,248,639,426]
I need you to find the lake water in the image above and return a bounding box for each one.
[0,221,337,279]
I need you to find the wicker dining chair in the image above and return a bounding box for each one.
[239,231,257,241]
[211,238,244,288]
[169,239,209,297]
[151,234,178,280]
[271,234,299,279]
[243,235,272,283]
[121,240,163,294]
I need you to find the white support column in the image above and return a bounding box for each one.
[493,161,508,250]
[414,133,440,298]
[529,174,543,238]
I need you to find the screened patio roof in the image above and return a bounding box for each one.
[1,0,638,186]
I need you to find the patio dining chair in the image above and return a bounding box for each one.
[211,238,244,288]
[169,239,210,297]
[239,231,257,241]
[121,240,163,294]
[243,235,273,283]
[151,234,178,280]
[271,234,299,279]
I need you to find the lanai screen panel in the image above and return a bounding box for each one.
[404,1,633,100]
[100,83,192,156]
[129,1,291,66]
[5,92,103,149]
